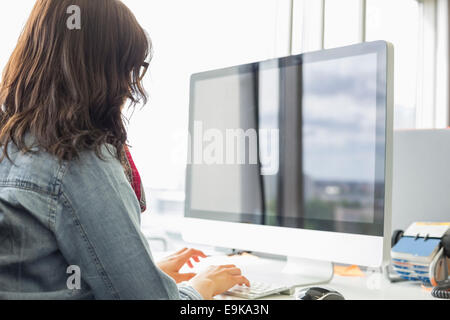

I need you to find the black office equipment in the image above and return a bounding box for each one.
[295,287,345,300]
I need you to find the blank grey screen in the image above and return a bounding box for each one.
[188,52,381,233]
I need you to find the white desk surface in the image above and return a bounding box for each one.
[153,250,436,300]
[257,275,434,300]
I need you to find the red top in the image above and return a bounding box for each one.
[124,145,147,213]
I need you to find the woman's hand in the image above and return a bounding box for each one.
[188,265,251,300]
[157,248,207,283]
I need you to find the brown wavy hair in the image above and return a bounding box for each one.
[0,0,151,161]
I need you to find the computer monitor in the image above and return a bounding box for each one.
[183,41,394,275]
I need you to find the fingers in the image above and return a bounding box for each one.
[217,265,249,287]
[175,248,189,255]
[219,264,237,269]
[179,248,208,260]
[233,275,251,287]
[177,248,207,268]
[175,248,207,259]
[219,265,249,287]
[161,248,208,270]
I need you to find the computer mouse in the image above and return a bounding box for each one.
[295,287,345,300]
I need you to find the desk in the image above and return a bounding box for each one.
[255,275,435,300]
[153,250,436,300]
[145,215,437,300]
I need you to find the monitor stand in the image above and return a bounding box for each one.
[241,255,334,295]
[280,257,334,294]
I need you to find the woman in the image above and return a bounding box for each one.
[0,0,249,300]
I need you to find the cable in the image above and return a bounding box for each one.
[431,281,450,299]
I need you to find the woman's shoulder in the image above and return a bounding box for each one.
[62,144,128,193]
[68,144,122,175]
[0,140,124,196]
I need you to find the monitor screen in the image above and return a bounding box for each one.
[186,41,388,236]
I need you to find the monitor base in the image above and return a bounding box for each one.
[280,257,334,294]
[238,255,334,295]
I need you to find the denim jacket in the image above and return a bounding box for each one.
[0,139,202,300]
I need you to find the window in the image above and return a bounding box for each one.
[366,0,420,129]
[324,0,363,49]
[292,0,325,52]
[293,0,448,130]
[121,0,289,220]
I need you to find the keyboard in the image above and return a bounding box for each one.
[224,282,289,299]
[176,253,291,299]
